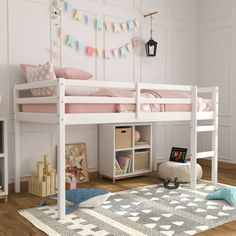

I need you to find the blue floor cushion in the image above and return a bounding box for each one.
[38,188,111,214]
[207,186,236,206]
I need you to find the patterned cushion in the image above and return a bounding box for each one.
[21,64,93,80]
[25,62,57,97]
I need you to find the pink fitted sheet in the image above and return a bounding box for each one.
[21,89,213,113]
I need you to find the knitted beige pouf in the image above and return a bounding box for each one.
[158,161,203,183]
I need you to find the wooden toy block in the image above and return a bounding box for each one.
[28,154,57,197]
[46,175,51,196]
[50,171,55,194]
[42,181,47,197]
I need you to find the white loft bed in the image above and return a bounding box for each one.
[13,79,219,219]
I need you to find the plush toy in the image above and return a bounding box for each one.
[38,188,111,214]
[134,130,141,142]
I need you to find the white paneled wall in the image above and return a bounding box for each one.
[0,0,198,182]
[198,0,236,162]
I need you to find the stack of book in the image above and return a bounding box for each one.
[115,154,132,175]
[135,141,149,146]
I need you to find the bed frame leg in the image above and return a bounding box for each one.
[190,86,197,190]
[14,120,20,193]
[57,78,66,220]
[212,87,219,185]
[58,122,66,219]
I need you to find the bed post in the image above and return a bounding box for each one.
[190,86,197,190]
[57,78,66,219]
[212,87,219,185]
[14,85,21,193]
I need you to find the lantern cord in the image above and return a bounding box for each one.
[144,11,158,40]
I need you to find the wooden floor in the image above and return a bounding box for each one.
[1,162,236,236]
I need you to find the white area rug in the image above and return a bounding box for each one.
[19,180,236,236]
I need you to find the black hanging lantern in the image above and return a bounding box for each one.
[144,11,158,57]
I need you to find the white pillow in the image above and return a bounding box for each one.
[26,62,57,97]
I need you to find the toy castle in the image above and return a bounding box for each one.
[28,154,57,197]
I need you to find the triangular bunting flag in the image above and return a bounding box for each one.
[65,1,73,13]
[113,23,121,33]
[121,23,127,31]
[134,19,140,28]
[66,35,74,47]
[96,19,103,30]
[127,20,134,31]
[105,22,112,32]
[120,47,128,57]
[132,37,140,47]
[86,46,94,56]
[126,42,133,52]
[73,9,82,21]
[104,50,111,59]
[96,48,104,58]
[85,15,92,26]
[76,41,85,51]
[59,28,66,39]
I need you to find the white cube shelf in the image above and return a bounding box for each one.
[99,123,152,183]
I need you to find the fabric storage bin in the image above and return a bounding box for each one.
[115,127,132,149]
[135,150,149,170]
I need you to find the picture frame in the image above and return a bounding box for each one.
[169,147,187,163]
[65,143,89,183]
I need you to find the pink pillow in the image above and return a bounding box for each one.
[20,64,93,80]
[25,62,57,97]
[54,67,93,80]
[20,64,37,74]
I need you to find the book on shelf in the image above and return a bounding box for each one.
[116,154,131,174]
[135,141,149,146]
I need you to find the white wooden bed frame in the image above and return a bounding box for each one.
[13,79,219,219]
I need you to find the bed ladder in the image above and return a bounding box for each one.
[190,86,219,190]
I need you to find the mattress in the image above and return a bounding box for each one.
[22,89,213,113]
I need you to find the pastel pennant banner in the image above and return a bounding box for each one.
[64,1,140,33]
[58,29,140,60]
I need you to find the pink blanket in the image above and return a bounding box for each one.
[94,89,213,112]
